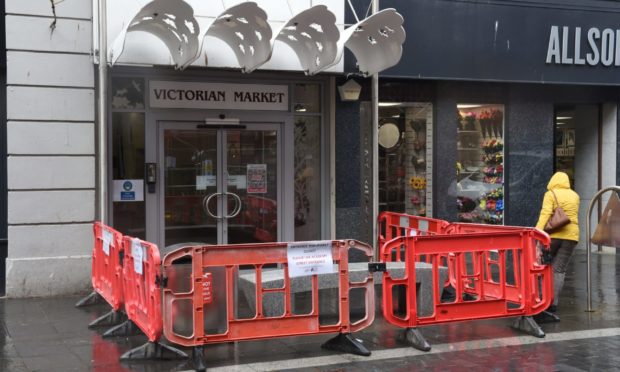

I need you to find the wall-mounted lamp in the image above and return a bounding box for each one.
[337,79,362,101]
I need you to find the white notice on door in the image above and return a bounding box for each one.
[196,175,216,190]
[287,241,334,278]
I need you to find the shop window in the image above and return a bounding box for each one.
[554,108,575,187]
[111,77,145,110]
[378,102,432,216]
[294,83,322,240]
[112,112,146,239]
[293,83,321,113]
[456,104,504,225]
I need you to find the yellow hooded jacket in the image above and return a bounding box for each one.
[535,172,580,242]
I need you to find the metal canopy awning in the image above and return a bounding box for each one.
[273,5,340,75]
[106,0,406,76]
[109,0,201,69]
[204,2,273,73]
[336,8,406,76]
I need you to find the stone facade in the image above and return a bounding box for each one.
[5,0,95,296]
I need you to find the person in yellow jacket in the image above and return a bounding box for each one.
[535,171,580,315]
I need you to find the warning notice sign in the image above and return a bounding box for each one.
[286,241,334,278]
[247,164,267,193]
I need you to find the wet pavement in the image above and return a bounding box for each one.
[1,251,619,371]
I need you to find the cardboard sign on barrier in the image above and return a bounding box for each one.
[102,230,112,256]
[131,239,143,275]
[287,241,334,278]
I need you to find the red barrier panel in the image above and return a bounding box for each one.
[89,222,124,311]
[378,212,450,254]
[380,225,552,350]
[122,236,163,342]
[162,240,375,369]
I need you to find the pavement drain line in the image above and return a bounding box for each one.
[191,327,620,372]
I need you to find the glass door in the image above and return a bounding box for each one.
[225,129,279,244]
[159,122,280,247]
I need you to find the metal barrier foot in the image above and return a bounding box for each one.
[88,310,125,328]
[120,341,188,360]
[75,291,103,307]
[533,311,561,324]
[403,328,431,351]
[192,346,207,372]
[321,333,371,356]
[102,319,140,338]
[512,316,546,338]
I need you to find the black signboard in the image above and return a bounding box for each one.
[369,0,620,85]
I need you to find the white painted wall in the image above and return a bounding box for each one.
[5,0,95,297]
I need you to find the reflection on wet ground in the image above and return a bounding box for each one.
[0,251,619,371]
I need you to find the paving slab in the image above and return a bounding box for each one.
[0,252,617,371]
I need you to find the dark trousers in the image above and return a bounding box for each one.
[549,238,578,307]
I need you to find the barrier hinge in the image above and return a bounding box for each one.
[368,262,386,272]
[155,275,168,288]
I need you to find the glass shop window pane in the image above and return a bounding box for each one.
[112,112,146,239]
[378,102,433,217]
[456,104,504,225]
[293,83,321,113]
[294,116,322,240]
[554,107,576,188]
[111,77,145,110]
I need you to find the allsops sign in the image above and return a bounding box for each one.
[546,25,620,66]
[149,80,288,111]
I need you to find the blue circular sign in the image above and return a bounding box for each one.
[123,181,133,191]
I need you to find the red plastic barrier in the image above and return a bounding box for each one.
[161,240,375,363]
[378,212,450,255]
[380,227,552,330]
[91,222,124,311]
[447,222,544,235]
[122,236,163,342]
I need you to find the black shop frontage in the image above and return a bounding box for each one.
[335,0,620,248]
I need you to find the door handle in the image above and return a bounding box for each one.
[225,192,242,219]
[203,193,222,219]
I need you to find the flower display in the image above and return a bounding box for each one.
[478,109,502,122]
[478,109,503,138]
[456,105,504,225]
[410,176,427,190]
[482,152,503,164]
[482,139,503,153]
[463,112,476,121]
[458,111,477,131]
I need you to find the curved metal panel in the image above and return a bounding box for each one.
[109,0,201,70]
[204,2,273,73]
[273,5,340,76]
[332,8,406,76]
